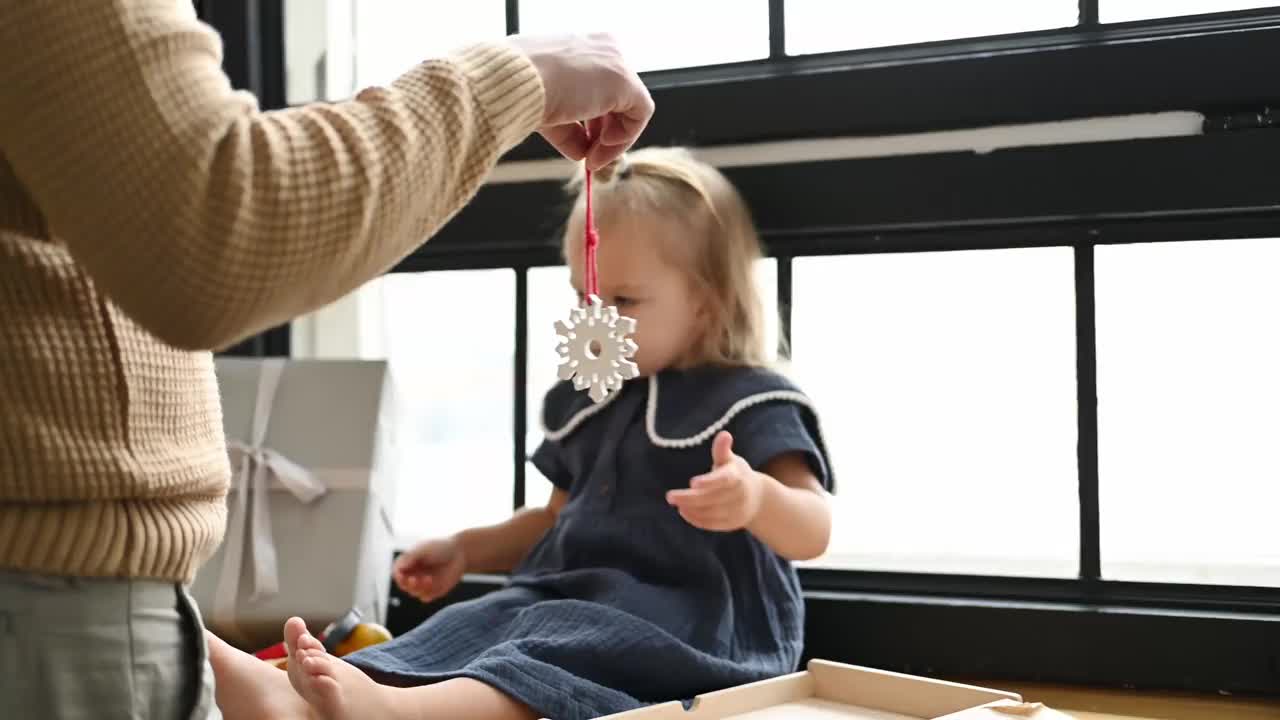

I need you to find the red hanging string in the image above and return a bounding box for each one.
[583,124,600,301]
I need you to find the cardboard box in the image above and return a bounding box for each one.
[583,660,1066,720]
[190,358,398,649]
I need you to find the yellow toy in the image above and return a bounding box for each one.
[257,608,392,670]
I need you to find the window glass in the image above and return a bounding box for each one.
[1096,239,1280,587]
[520,0,769,72]
[793,248,1080,577]
[378,270,515,545]
[1101,1,1279,23]
[284,0,505,103]
[786,0,1078,56]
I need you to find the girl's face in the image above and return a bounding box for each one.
[569,215,710,377]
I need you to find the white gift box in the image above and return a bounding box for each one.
[190,358,399,649]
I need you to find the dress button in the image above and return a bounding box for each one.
[599,484,611,496]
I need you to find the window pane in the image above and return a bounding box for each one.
[520,0,769,72]
[1096,239,1280,587]
[379,270,515,545]
[524,260,779,508]
[756,259,781,362]
[284,1,506,103]
[1101,1,1278,23]
[786,0,1078,56]
[284,0,342,104]
[354,1,506,89]
[525,265,574,510]
[793,249,1079,577]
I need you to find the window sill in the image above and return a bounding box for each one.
[385,574,1280,697]
[948,678,1280,720]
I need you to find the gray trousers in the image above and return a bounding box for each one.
[0,570,220,719]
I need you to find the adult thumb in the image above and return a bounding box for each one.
[711,431,735,467]
[540,122,591,162]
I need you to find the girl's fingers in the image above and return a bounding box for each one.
[668,486,736,509]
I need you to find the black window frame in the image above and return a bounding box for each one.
[209,0,1280,697]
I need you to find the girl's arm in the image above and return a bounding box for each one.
[457,488,570,573]
[667,431,833,562]
[746,454,832,562]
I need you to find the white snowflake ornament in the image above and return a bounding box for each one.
[554,294,639,403]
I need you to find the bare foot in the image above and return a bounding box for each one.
[205,630,312,720]
[283,617,412,720]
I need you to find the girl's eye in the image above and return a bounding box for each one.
[614,296,635,307]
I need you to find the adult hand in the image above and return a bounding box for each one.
[666,431,766,532]
[393,535,467,604]
[507,33,654,170]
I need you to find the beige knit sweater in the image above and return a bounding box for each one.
[0,1,544,582]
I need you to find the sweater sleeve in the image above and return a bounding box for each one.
[0,1,544,350]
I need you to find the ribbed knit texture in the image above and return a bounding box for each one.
[0,1,544,582]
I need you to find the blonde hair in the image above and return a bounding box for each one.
[562,147,772,367]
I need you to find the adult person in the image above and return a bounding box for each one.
[0,1,653,717]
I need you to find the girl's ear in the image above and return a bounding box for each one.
[691,282,718,331]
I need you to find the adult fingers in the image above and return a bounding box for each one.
[540,122,591,162]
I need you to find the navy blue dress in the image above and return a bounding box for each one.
[346,366,834,720]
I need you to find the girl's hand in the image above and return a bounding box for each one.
[666,431,766,532]
[393,535,467,604]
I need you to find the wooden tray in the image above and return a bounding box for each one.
[577,660,1040,720]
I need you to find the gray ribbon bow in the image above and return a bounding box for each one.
[213,359,327,641]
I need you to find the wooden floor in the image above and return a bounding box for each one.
[957,679,1280,719]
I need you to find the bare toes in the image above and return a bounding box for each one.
[283,617,309,653]
[302,654,329,675]
[311,675,345,712]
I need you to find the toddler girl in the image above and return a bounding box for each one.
[208,147,835,720]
